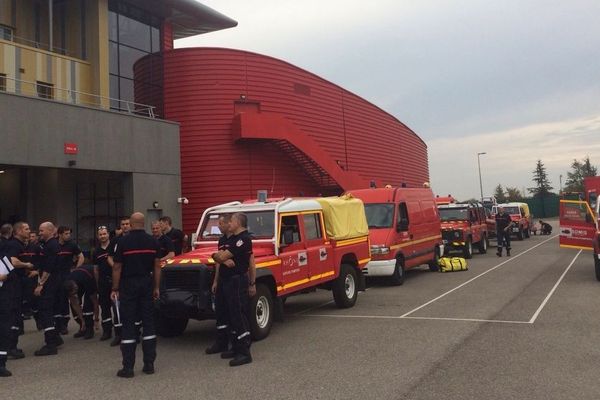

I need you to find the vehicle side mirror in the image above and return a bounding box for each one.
[282,229,294,245]
[397,218,409,232]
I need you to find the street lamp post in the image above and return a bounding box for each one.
[477,152,487,202]
[559,174,563,193]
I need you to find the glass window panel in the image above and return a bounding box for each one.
[151,26,160,52]
[109,74,120,109]
[119,77,134,104]
[109,41,119,75]
[109,11,118,41]
[118,44,148,79]
[118,14,151,52]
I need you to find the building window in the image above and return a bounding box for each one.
[0,25,13,41]
[108,0,163,115]
[37,81,54,99]
[0,74,6,91]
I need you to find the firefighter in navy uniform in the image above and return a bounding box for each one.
[4,222,36,359]
[211,212,254,367]
[159,216,186,255]
[495,207,513,257]
[205,214,233,355]
[55,226,84,334]
[64,265,100,340]
[23,231,42,329]
[33,222,64,356]
[151,221,175,262]
[93,227,116,341]
[111,212,161,378]
[107,217,131,347]
[0,268,12,377]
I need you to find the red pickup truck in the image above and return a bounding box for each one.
[438,202,489,258]
[156,195,371,340]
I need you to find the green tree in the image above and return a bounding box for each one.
[493,184,506,203]
[564,156,598,192]
[505,187,523,202]
[528,159,553,198]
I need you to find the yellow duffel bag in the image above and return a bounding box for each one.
[438,257,468,272]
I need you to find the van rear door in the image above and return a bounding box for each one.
[559,200,597,250]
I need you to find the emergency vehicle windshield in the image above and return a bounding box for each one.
[439,207,469,221]
[364,203,394,228]
[502,206,520,215]
[201,211,275,239]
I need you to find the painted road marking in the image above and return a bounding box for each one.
[299,235,582,325]
[528,249,582,323]
[399,235,559,318]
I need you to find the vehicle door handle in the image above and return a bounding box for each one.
[320,251,327,257]
[299,256,307,262]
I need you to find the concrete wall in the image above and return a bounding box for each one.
[0,92,183,228]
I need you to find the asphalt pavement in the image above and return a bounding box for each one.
[6,219,600,400]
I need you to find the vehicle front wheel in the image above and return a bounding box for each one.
[390,259,405,285]
[156,313,188,338]
[463,238,473,259]
[517,227,524,240]
[478,235,488,254]
[333,264,358,308]
[249,283,274,341]
[428,248,439,272]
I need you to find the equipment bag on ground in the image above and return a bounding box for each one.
[438,257,468,272]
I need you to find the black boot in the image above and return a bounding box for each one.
[142,363,155,374]
[229,337,252,367]
[0,356,11,377]
[7,349,25,360]
[496,248,502,257]
[34,345,57,356]
[110,326,122,346]
[83,327,94,340]
[206,330,229,354]
[506,248,511,257]
[100,323,112,341]
[73,329,86,338]
[116,368,134,378]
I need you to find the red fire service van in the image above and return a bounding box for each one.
[559,176,600,279]
[349,187,443,285]
[156,195,371,340]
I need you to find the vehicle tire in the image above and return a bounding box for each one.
[478,235,488,254]
[517,227,524,241]
[595,255,600,282]
[463,238,473,259]
[249,283,274,341]
[428,248,439,272]
[390,259,405,286]
[155,313,188,338]
[333,264,358,308]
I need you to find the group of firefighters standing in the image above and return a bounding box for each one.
[0,213,233,378]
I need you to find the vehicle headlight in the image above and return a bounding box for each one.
[370,245,390,255]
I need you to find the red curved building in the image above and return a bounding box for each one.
[138,47,429,233]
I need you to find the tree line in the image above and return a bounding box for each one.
[492,156,598,202]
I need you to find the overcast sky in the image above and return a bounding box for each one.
[178,0,600,200]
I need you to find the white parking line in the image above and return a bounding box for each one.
[528,249,582,323]
[303,314,531,324]
[399,234,559,318]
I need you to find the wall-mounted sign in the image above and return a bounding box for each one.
[64,143,78,154]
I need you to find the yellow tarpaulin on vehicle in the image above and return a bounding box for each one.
[316,194,369,240]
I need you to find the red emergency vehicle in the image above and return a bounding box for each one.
[349,187,443,285]
[438,202,489,258]
[156,195,371,340]
[559,176,600,279]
